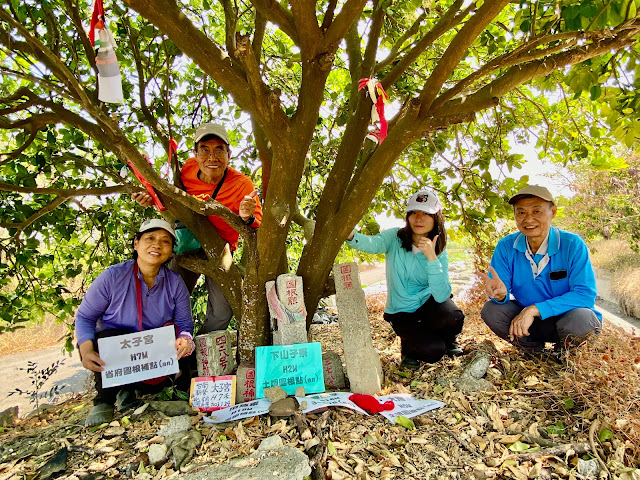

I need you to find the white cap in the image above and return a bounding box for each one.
[406,188,442,215]
[194,123,230,145]
[138,218,176,240]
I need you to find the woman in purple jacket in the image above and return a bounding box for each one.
[75,219,194,426]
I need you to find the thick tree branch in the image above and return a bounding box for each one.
[345,24,362,112]
[361,0,385,75]
[320,0,338,31]
[124,0,275,127]
[252,11,267,60]
[418,0,511,114]
[431,23,640,119]
[290,1,321,54]
[321,0,368,50]
[220,0,238,58]
[431,29,608,111]
[0,8,92,106]
[250,0,297,43]
[292,208,315,243]
[375,12,426,72]
[380,0,468,87]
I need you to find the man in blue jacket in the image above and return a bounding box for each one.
[479,185,601,352]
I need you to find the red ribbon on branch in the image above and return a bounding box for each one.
[127,155,167,211]
[165,137,178,180]
[358,78,389,144]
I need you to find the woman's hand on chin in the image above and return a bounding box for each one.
[79,340,106,372]
[416,235,438,261]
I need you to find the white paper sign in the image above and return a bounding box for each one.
[202,392,445,424]
[300,392,370,416]
[204,398,271,424]
[377,394,445,423]
[98,325,178,388]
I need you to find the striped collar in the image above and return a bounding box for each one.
[512,226,560,255]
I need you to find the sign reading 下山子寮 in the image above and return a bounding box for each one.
[255,342,324,397]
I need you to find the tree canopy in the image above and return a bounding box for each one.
[1,0,640,360]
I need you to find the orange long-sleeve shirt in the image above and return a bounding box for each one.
[181,158,262,251]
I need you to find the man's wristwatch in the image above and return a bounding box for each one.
[242,214,255,226]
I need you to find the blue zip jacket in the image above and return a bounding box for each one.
[490,227,601,321]
[346,229,452,314]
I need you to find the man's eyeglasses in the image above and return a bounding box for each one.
[197,148,228,159]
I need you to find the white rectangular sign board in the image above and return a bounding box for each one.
[98,325,178,388]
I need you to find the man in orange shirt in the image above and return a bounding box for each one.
[134,123,262,332]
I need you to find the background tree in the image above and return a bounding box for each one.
[558,153,640,250]
[1,0,640,360]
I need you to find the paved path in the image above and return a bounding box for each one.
[0,346,89,416]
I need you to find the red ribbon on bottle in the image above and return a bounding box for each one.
[88,0,105,46]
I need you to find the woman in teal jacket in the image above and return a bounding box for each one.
[346,189,464,369]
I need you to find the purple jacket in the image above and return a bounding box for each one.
[75,260,193,345]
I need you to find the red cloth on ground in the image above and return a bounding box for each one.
[349,393,395,414]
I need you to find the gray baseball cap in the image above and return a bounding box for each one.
[508,185,555,205]
[194,123,230,145]
[138,218,176,240]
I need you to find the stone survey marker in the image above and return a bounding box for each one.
[195,330,236,376]
[333,262,383,395]
[266,274,308,345]
[322,351,346,390]
[235,361,257,404]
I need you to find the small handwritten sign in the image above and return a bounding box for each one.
[255,342,324,397]
[190,376,236,412]
[97,325,178,388]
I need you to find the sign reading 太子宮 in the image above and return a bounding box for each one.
[190,375,236,412]
[255,342,324,397]
[98,325,178,388]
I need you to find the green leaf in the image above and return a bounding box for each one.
[394,415,415,430]
[327,440,337,456]
[590,85,602,101]
[598,428,614,442]
[562,398,575,409]
[508,441,531,452]
[394,370,410,378]
[547,421,565,435]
